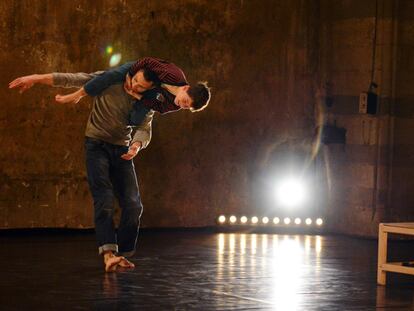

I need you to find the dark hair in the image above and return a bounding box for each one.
[128,65,160,86]
[141,68,160,86]
[188,82,211,112]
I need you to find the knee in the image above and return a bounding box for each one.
[95,207,114,222]
[123,200,143,220]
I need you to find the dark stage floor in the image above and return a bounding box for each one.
[2,230,414,310]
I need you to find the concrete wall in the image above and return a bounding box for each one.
[0,0,319,229]
[388,0,414,222]
[0,0,413,236]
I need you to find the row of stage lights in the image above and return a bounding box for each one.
[217,215,324,226]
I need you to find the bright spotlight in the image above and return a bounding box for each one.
[276,178,307,207]
[229,215,237,224]
[218,215,226,224]
[294,218,301,225]
[273,217,280,224]
[240,216,248,224]
[316,218,323,226]
[305,218,312,225]
[109,53,122,67]
[251,216,258,224]
[262,217,269,224]
[284,217,291,225]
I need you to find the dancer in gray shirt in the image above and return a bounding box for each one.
[9,68,157,272]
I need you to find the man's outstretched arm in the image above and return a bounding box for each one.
[9,72,101,103]
[48,62,134,104]
[9,74,53,93]
[83,62,134,97]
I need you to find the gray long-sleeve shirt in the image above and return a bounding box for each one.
[52,72,154,148]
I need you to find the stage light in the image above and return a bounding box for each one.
[262,217,269,224]
[218,215,226,224]
[294,218,301,225]
[229,215,237,224]
[109,53,122,67]
[273,217,280,224]
[316,218,323,226]
[251,216,259,224]
[240,216,248,224]
[305,218,312,225]
[276,177,307,208]
[284,217,291,225]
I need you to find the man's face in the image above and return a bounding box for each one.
[126,71,153,94]
[174,86,193,109]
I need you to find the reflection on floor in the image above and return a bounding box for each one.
[1,231,414,310]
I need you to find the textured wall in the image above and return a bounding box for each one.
[319,0,414,236]
[317,0,395,236]
[388,0,414,222]
[0,0,319,229]
[1,0,413,236]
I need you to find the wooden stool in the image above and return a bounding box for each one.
[378,223,414,285]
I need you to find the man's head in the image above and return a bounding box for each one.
[127,68,160,94]
[174,82,211,112]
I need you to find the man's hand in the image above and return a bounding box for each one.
[9,75,39,93]
[55,87,87,104]
[121,142,142,160]
[9,74,53,93]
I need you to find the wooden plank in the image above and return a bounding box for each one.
[377,224,387,285]
[382,263,414,276]
[383,222,414,229]
[381,226,414,235]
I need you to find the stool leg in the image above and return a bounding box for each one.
[377,224,387,285]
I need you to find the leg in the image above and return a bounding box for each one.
[85,138,118,256]
[111,150,143,260]
[377,224,387,285]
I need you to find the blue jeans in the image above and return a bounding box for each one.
[84,137,143,257]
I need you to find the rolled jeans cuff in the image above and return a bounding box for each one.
[99,244,118,255]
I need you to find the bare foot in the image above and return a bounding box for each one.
[118,257,135,269]
[104,256,123,272]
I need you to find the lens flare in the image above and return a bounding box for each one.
[316,218,323,226]
[294,218,301,225]
[240,216,248,224]
[109,53,122,67]
[229,215,237,224]
[284,217,291,225]
[251,216,259,224]
[305,218,312,225]
[218,215,226,224]
[105,45,113,55]
[262,217,269,224]
[273,217,280,224]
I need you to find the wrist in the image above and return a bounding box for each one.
[78,87,87,97]
[36,74,53,85]
[131,141,142,150]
